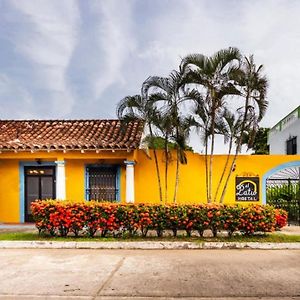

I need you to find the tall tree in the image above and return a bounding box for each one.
[170,116,194,203]
[116,94,163,202]
[153,110,173,204]
[186,89,211,201]
[213,108,244,202]
[181,47,241,202]
[142,70,191,203]
[219,55,268,203]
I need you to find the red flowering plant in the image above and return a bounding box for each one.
[274,208,288,230]
[99,204,112,237]
[112,204,129,237]
[165,204,184,237]
[84,202,120,237]
[150,205,167,237]
[206,203,223,237]
[180,205,195,237]
[92,203,118,237]
[85,202,102,237]
[238,205,276,235]
[137,204,153,237]
[120,204,141,236]
[67,203,87,237]
[31,201,280,238]
[220,205,243,237]
[49,202,74,237]
[31,200,57,236]
[185,204,210,237]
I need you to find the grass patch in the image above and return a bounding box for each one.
[0,232,299,243]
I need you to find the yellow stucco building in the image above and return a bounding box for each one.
[0,119,299,223]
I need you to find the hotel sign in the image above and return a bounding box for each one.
[235,177,259,201]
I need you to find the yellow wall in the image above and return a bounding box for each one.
[0,160,20,222]
[0,149,299,223]
[134,150,300,205]
[0,150,131,223]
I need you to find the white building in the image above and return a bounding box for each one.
[268,105,300,154]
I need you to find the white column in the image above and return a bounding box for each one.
[124,160,135,203]
[55,160,66,200]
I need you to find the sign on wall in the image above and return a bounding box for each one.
[235,177,259,201]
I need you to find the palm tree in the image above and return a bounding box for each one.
[186,89,211,202]
[116,94,163,202]
[181,47,241,202]
[213,108,244,202]
[142,70,191,203]
[219,55,268,203]
[170,115,194,203]
[152,110,173,204]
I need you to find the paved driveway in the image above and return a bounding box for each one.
[0,249,299,299]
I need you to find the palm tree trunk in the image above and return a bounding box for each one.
[173,148,180,203]
[204,134,209,203]
[219,146,239,203]
[214,138,233,202]
[220,93,250,203]
[164,134,169,204]
[208,104,216,203]
[149,124,163,203]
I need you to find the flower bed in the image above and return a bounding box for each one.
[274,208,288,229]
[31,200,288,238]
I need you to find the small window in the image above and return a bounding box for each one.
[86,166,118,202]
[286,136,297,154]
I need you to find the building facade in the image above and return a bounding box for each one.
[0,119,300,223]
[268,105,300,154]
[0,119,142,222]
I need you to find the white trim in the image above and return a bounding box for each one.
[55,160,66,200]
[124,160,135,203]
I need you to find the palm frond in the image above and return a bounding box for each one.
[116,95,143,120]
[210,47,241,75]
[142,76,171,98]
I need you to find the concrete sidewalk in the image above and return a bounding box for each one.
[0,249,299,299]
[0,223,36,233]
[278,225,300,235]
[0,240,299,250]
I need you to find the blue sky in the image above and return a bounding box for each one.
[1,0,300,152]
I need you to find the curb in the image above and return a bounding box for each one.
[0,241,299,250]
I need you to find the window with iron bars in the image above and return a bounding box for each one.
[86,166,119,202]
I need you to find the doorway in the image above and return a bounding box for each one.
[24,166,56,222]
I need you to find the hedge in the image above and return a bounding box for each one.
[31,200,288,238]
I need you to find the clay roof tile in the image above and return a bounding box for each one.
[0,119,144,151]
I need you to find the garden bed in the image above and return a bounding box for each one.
[31,200,288,238]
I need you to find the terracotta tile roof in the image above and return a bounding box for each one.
[0,119,144,151]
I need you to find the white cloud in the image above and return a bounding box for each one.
[237,0,300,127]
[5,0,80,117]
[0,0,299,153]
[0,73,34,119]
[87,1,137,99]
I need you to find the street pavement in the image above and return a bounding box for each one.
[0,249,299,299]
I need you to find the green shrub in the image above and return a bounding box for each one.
[31,200,285,238]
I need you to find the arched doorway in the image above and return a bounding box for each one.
[262,161,300,225]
